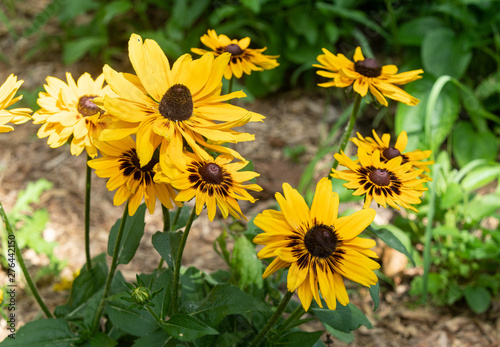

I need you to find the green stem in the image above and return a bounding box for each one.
[91,202,129,333]
[171,206,183,231]
[162,204,170,233]
[0,201,53,318]
[170,206,197,315]
[249,291,294,347]
[146,305,164,327]
[279,304,305,332]
[85,154,92,271]
[330,93,362,173]
[422,165,438,303]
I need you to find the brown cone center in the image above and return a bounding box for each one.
[199,163,223,184]
[224,44,244,56]
[159,84,193,122]
[354,58,382,77]
[77,95,102,117]
[369,169,391,186]
[383,147,401,160]
[304,224,337,258]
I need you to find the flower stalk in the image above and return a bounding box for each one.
[170,205,197,315]
[91,202,129,333]
[249,291,294,347]
[0,201,53,318]
[85,155,92,271]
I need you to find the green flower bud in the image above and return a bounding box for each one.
[131,286,151,306]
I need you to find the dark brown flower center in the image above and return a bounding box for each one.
[77,95,102,117]
[369,169,390,186]
[158,84,193,122]
[199,163,223,185]
[383,147,401,160]
[304,224,338,258]
[224,44,244,56]
[354,58,382,77]
[119,148,158,185]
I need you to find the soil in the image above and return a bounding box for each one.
[1,2,499,346]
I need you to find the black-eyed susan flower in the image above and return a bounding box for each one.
[191,29,279,79]
[351,130,434,174]
[253,177,379,311]
[156,152,262,221]
[32,73,114,158]
[101,33,264,171]
[331,148,429,212]
[88,136,180,216]
[0,74,32,133]
[314,47,423,106]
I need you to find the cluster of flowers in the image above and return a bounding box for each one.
[0,30,431,312]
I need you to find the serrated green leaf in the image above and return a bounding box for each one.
[12,179,53,214]
[231,236,263,292]
[108,204,146,265]
[162,314,218,341]
[0,319,79,346]
[464,287,491,314]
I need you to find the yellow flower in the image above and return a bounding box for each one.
[101,34,264,172]
[314,47,423,106]
[88,136,180,216]
[191,29,279,79]
[0,74,32,133]
[351,130,434,175]
[331,148,429,213]
[32,73,114,158]
[156,152,261,221]
[253,177,379,311]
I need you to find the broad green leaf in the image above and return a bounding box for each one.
[170,206,194,230]
[461,164,500,191]
[312,303,372,333]
[152,230,183,268]
[81,333,117,347]
[106,293,159,337]
[1,319,79,346]
[452,121,498,168]
[58,0,99,21]
[163,314,218,341]
[241,0,263,13]
[467,193,500,222]
[324,324,353,343]
[274,330,323,347]
[62,37,106,65]
[395,77,459,152]
[366,225,415,266]
[193,284,270,326]
[439,182,463,209]
[214,331,250,347]
[397,16,445,46]
[68,253,108,310]
[231,236,264,292]
[132,328,174,347]
[422,28,472,79]
[464,287,491,314]
[432,226,461,238]
[108,204,146,265]
[102,0,132,24]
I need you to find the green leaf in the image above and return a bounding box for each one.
[193,284,270,326]
[464,287,491,314]
[82,333,117,347]
[13,179,53,215]
[366,225,415,266]
[461,164,500,191]
[230,236,264,292]
[163,314,218,341]
[422,28,472,79]
[368,282,380,311]
[152,230,182,268]
[108,204,146,265]
[69,253,108,310]
[432,226,461,238]
[274,330,323,346]
[395,77,459,152]
[102,0,132,24]
[1,319,79,346]
[439,182,463,209]
[397,16,445,46]
[62,37,106,65]
[58,0,99,21]
[452,122,498,168]
[132,328,173,347]
[241,0,263,13]
[467,193,500,222]
[324,324,353,343]
[312,303,372,333]
[106,293,160,337]
[171,206,194,230]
